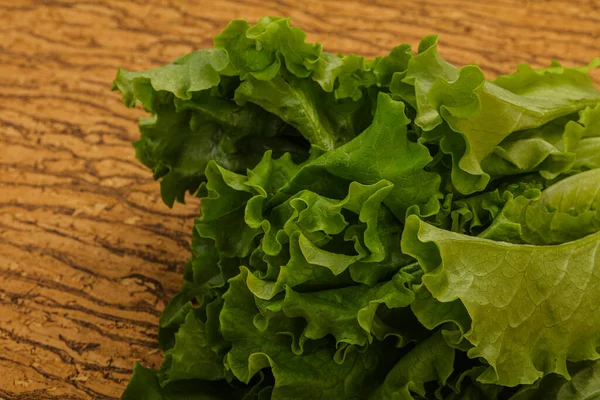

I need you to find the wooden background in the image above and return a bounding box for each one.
[0,0,599,398]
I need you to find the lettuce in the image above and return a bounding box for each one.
[403,215,600,386]
[115,16,600,400]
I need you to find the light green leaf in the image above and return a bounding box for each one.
[395,36,600,194]
[481,169,600,244]
[403,215,600,386]
[214,17,321,80]
[113,49,229,109]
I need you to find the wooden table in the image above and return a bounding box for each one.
[1,0,598,398]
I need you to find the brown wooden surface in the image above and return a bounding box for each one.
[0,0,599,398]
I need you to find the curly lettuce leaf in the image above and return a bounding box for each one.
[431,179,545,237]
[481,103,600,180]
[479,114,579,179]
[574,138,600,170]
[114,70,300,207]
[481,169,600,244]
[213,17,326,81]
[220,267,395,399]
[571,103,600,170]
[371,330,455,400]
[158,309,226,386]
[233,71,370,150]
[246,179,408,298]
[114,17,415,207]
[410,283,471,339]
[189,93,438,301]
[113,50,229,109]
[280,265,420,348]
[403,215,600,386]
[392,35,600,194]
[278,92,442,219]
[112,49,272,207]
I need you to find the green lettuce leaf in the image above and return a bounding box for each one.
[190,93,437,302]
[159,309,226,386]
[220,268,396,399]
[510,360,600,400]
[572,103,600,170]
[213,17,321,80]
[371,330,455,400]
[233,70,369,150]
[114,75,301,206]
[479,114,579,179]
[481,103,600,180]
[280,265,420,348]
[277,92,442,219]
[573,138,600,170]
[403,215,600,386]
[481,169,600,244]
[113,50,229,109]
[392,35,600,194]
[113,17,425,207]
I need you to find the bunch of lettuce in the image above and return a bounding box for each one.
[113,17,600,400]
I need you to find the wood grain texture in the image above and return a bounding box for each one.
[0,0,598,398]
